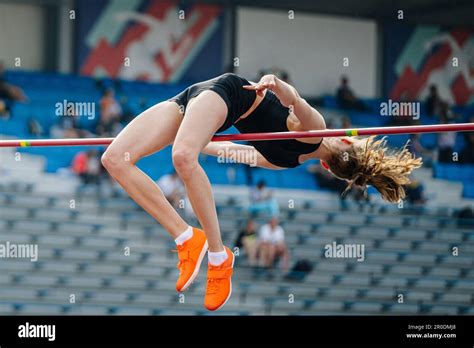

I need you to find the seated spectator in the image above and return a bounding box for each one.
[0,99,11,119]
[455,206,474,228]
[308,163,372,209]
[27,117,43,136]
[388,97,419,127]
[234,219,258,266]
[50,114,92,139]
[248,180,279,217]
[257,217,289,271]
[404,179,427,205]
[157,170,184,208]
[437,117,456,163]
[425,84,443,116]
[461,118,474,164]
[97,88,122,136]
[307,163,346,194]
[438,101,459,122]
[341,116,352,129]
[119,96,135,124]
[284,259,314,281]
[0,61,28,104]
[460,133,474,164]
[50,117,79,138]
[336,76,369,111]
[72,150,101,187]
[408,134,434,167]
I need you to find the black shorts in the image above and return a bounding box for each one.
[169,73,256,133]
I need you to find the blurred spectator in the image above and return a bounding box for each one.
[404,179,427,205]
[248,180,279,217]
[234,219,258,266]
[257,67,291,83]
[284,259,314,282]
[138,97,148,113]
[157,170,184,208]
[307,163,346,194]
[336,76,369,111]
[409,134,427,157]
[27,117,43,136]
[50,116,79,138]
[388,96,418,127]
[119,96,135,124]
[438,101,459,122]
[461,117,474,164]
[341,116,352,129]
[0,61,28,104]
[460,133,474,164]
[408,134,434,167]
[325,119,334,130]
[50,113,92,139]
[455,206,474,228]
[280,71,291,84]
[97,88,122,136]
[0,99,11,119]
[348,185,371,205]
[72,150,102,188]
[437,117,456,163]
[243,159,255,186]
[308,163,372,209]
[257,217,289,271]
[425,84,443,116]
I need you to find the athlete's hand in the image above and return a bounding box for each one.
[243,74,277,97]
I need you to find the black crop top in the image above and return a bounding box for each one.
[234,91,322,168]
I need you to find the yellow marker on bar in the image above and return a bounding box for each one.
[345,130,358,137]
[19,141,30,147]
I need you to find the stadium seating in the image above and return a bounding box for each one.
[0,175,473,315]
[1,71,473,315]
[434,163,474,198]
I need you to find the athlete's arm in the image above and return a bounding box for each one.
[243,74,326,130]
[201,141,284,170]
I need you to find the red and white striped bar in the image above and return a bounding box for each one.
[0,123,473,148]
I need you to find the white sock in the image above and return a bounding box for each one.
[208,249,228,266]
[174,226,193,246]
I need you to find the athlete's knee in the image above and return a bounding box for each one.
[101,146,134,173]
[172,145,198,179]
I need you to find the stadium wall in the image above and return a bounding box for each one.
[235,7,377,97]
[0,2,46,70]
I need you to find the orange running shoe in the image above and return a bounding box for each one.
[175,228,208,292]
[204,246,234,311]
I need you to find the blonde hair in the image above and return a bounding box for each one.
[326,136,422,203]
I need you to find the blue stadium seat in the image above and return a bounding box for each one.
[463,182,474,198]
[347,111,387,127]
[321,95,338,108]
[434,163,474,182]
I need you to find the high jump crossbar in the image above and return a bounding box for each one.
[0,123,473,148]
